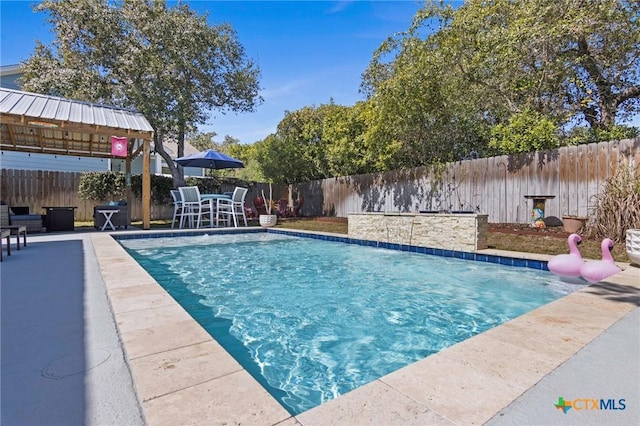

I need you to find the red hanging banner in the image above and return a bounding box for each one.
[111,136,128,157]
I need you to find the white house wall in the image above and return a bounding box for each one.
[0,151,204,177]
[0,74,20,90]
[0,150,109,172]
[111,155,203,177]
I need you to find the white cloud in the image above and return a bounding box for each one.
[261,78,315,102]
[327,1,354,14]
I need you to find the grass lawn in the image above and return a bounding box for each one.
[76,216,631,262]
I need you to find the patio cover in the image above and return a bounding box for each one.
[0,87,154,229]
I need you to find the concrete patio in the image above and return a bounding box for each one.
[1,230,638,425]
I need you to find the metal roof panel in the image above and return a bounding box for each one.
[93,105,107,126]
[113,110,129,129]
[25,96,47,118]
[0,91,22,112]
[102,107,118,128]
[0,88,153,133]
[82,104,95,125]
[55,99,71,121]
[68,102,83,123]
[125,111,144,131]
[128,114,147,131]
[40,98,61,120]
[10,93,36,116]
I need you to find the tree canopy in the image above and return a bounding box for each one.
[251,102,377,184]
[362,0,639,157]
[258,0,639,183]
[21,0,638,186]
[21,0,261,186]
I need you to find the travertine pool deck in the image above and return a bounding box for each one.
[2,228,638,425]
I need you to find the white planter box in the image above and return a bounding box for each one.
[626,229,640,266]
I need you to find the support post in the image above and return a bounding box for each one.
[142,138,151,229]
[125,140,132,209]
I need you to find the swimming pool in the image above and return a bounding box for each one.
[120,231,584,415]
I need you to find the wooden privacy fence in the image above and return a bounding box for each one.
[292,138,640,224]
[0,169,287,223]
[0,168,172,221]
[1,138,638,224]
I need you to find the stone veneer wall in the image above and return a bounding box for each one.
[348,212,488,252]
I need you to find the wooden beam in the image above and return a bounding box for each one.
[131,143,143,159]
[4,122,16,148]
[142,138,151,230]
[126,140,133,219]
[35,127,44,151]
[0,116,153,159]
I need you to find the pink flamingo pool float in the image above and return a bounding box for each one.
[548,233,583,278]
[580,238,621,283]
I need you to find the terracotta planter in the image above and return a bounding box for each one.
[626,229,640,266]
[562,216,586,233]
[259,214,277,227]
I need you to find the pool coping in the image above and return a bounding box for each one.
[92,228,640,425]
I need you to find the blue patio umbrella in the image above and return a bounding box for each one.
[174,149,244,169]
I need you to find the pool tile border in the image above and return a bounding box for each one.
[100,228,640,425]
[115,227,549,271]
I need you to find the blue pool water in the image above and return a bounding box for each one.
[120,232,583,415]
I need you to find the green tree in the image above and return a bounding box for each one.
[276,105,331,180]
[255,102,374,182]
[78,171,126,201]
[489,110,560,154]
[187,131,217,152]
[362,20,492,167]
[363,0,639,158]
[254,133,309,184]
[322,102,371,176]
[226,141,263,182]
[21,0,261,187]
[426,0,640,130]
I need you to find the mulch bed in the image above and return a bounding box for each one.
[489,223,572,239]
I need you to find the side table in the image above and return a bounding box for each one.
[96,209,120,231]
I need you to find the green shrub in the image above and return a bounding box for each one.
[184,176,256,194]
[185,176,221,194]
[78,171,126,201]
[130,174,175,205]
[82,172,259,205]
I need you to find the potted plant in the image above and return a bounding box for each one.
[562,215,587,233]
[259,183,277,227]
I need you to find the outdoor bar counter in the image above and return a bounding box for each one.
[348,212,488,252]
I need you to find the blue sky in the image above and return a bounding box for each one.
[0,0,428,144]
